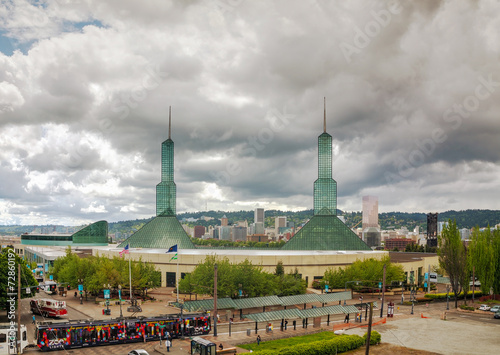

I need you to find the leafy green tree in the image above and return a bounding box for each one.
[438,220,468,308]
[467,227,494,295]
[178,256,304,298]
[322,256,405,289]
[0,248,38,309]
[51,249,160,298]
[468,227,500,296]
[275,261,284,276]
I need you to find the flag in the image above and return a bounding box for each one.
[119,244,130,257]
[167,245,177,253]
[169,253,178,262]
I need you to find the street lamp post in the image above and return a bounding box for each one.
[446,285,450,311]
[104,283,111,314]
[118,285,123,318]
[78,279,83,304]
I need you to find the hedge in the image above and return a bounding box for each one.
[256,334,365,355]
[363,330,381,345]
[424,290,482,300]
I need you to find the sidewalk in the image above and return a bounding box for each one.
[50,287,183,319]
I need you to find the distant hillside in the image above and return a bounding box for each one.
[1,209,498,236]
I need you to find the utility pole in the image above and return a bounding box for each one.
[213,263,218,337]
[427,265,431,294]
[472,266,475,302]
[380,264,386,318]
[365,302,373,355]
[17,263,21,355]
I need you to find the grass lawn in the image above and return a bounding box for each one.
[239,331,337,352]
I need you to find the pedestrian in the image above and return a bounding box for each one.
[346,313,350,323]
[32,315,36,324]
[166,339,171,352]
[257,335,261,345]
[344,314,348,323]
[159,332,162,346]
[219,343,224,350]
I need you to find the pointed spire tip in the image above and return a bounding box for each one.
[168,106,172,139]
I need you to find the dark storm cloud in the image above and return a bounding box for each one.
[0,0,499,225]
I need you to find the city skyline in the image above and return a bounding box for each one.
[0,1,499,226]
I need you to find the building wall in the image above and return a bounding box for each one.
[254,208,264,223]
[362,196,378,228]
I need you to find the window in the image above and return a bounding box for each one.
[0,333,6,343]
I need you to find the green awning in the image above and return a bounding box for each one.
[232,295,282,309]
[181,298,237,312]
[245,309,302,323]
[317,291,351,303]
[279,294,322,306]
[342,305,360,314]
[300,305,346,318]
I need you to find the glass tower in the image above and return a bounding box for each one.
[313,100,337,216]
[156,108,176,216]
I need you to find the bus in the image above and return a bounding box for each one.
[0,323,29,355]
[35,313,211,352]
[30,299,67,318]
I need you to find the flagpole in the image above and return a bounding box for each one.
[176,254,179,303]
[129,250,132,303]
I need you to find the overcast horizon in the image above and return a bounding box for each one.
[1,1,499,226]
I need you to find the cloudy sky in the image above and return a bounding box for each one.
[0,0,499,226]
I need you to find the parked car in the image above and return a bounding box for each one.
[494,311,500,319]
[128,350,149,355]
[479,304,491,311]
[489,305,500,313]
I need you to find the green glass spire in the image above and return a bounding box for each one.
[313,98,337,215]
[156,107,176,216]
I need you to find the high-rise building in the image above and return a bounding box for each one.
[426,213,438,247]
[362,196,379,228]
[254,208,265,223]
[156,107,176,217]
[232,226,247,242]
[313,101,337,216]
[118,108,194,249]
[282,99,370,251]
[194,225,205,238]
[275,216,287,230]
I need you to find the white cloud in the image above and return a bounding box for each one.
[0,1,499,226]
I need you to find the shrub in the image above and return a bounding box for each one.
[459,304,475,311]
[363,330,381,345]
[256,334,365,355]
[424,290,482,300]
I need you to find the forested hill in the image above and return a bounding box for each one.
[1,209,498,236]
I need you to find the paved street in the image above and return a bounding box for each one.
[3,286,500,354]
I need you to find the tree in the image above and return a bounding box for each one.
[275,261,284,276]
[322,256,404,289]
[0,248,38,309]
[51,249,161,298]
[468,227,500,297]
[438,220,468,308]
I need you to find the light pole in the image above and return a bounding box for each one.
[78,278,83,304]
[104,283,111,314]
[118,285,123,318]
[446,285,450,311]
